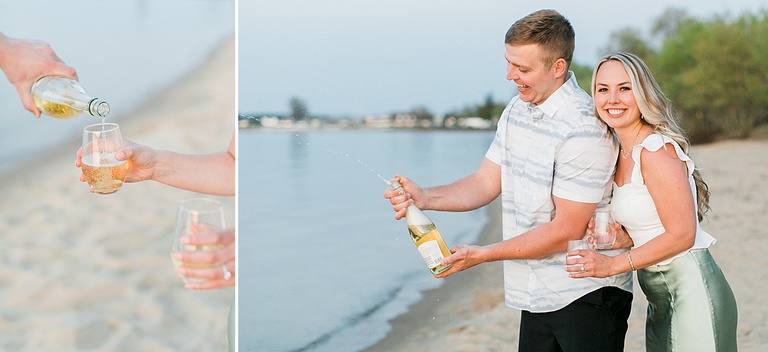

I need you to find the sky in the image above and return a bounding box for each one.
[239,0,767,117]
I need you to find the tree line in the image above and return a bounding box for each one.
[272,8,767,141]
[461,8,768,143]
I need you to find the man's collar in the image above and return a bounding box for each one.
[526,71,578,120]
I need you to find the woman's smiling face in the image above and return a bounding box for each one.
[593,59,641,129]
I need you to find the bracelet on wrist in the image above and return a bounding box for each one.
[627,251,636,271]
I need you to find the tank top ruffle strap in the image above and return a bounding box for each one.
[629,133,716,266]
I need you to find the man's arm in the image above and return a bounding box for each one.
[386,157,501,220]
[424,157,501,212]
[484,195,596,260]
[436,195,597,278]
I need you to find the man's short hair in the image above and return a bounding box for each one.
[504,9,575,69]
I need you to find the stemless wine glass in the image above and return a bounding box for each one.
[592,211,617,250]
[81,122,128,194]
[170,198,225,283]
[566,239,592,272]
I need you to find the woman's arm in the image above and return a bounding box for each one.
[568,143,698,277]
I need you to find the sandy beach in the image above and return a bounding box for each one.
[0,34,235,351]
[366,139,768,352]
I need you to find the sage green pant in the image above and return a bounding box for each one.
[638,249,738,351]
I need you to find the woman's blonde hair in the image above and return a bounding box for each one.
[591,52,710,220]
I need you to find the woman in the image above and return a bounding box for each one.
[566,52,737,351]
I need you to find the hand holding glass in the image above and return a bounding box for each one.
[170,198,225,283]
[81,123,128,194]
[566,239,592,272]
[592,211,616,250]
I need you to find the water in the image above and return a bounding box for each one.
[238,129,495,352]
[0,0,234,176]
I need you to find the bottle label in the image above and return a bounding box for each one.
[417,240,444,269]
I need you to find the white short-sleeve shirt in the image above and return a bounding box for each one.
[485,73,633,313]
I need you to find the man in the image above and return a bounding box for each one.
[0,31,78,118]
[384,9,633,352]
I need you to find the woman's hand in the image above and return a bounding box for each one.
[173,227,236,290]
[565,249,619,278]
[586,221,634,249]
[613,224,634,248]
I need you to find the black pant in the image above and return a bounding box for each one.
[518,287,633,352]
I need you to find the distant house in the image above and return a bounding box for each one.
[457,117,494,129]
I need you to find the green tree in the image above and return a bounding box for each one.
[409,106,433,127]
[477,94,495,120]
[289,96,308,121]
[742,11,768,126]
[447,94,505,121]
[570,61,593,94]
[690,19,764,138]
[654,17,718,142]
[411,106,431,119]
[598,27,654,61]
[656,13,766,140]
[651,8,689,40]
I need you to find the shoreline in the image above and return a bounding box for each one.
[0,35,235,351]
[364,139,768,351]
[363,197,513,352]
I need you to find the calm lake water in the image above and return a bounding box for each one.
[238,129,495,352]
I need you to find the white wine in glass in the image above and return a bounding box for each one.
[170,198,225,283]
[81,123,128,194]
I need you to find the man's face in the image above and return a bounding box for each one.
[505,44,561,106]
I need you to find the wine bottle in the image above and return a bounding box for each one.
[31,76,110,119]
[390,181,453,275]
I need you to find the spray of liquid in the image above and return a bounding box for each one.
[378,174,393,188]
[288,132,396,188]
